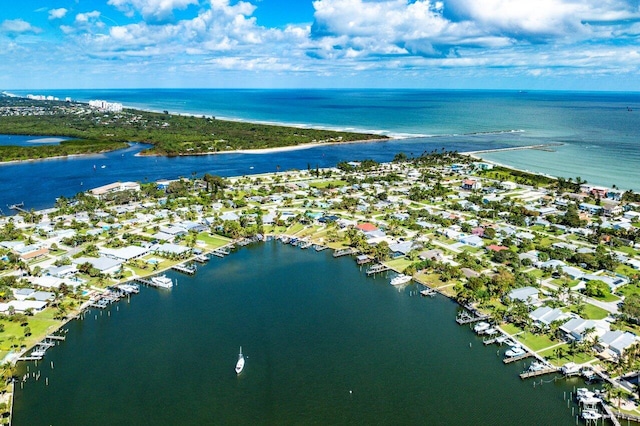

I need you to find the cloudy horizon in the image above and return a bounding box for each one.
[2,0,640,90]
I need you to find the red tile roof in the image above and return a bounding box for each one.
[356,223,378,232]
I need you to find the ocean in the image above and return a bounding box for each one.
[2,89,639,210]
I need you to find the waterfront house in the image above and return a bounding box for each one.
[389,241,417,258]
[597,330,637,359]
[100,246,149,262]
[529,306,569,328]
[154,243,191,257]
[90,181,140,199]
[72,256,123,275]
[560,318,609,342]
[0,300,48,314]
[419,249,444,262]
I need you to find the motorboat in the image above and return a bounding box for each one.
[505,345,526,357]
[473,322,491,333]
[483,327,498,335]
[390,274,412,286]
[561,362,581,376]
[527,361,547,372]
[235,346,245,375]
[151,275,173,289]
[581,410,602,420]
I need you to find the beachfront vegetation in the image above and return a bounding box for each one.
[0,97,385,161]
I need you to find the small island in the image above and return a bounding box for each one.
[0,95,386,162]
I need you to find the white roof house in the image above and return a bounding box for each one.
[508,287,539,305]
[529,306,570,327]
[598,330,637,358]
[72,256,123,275]
[100,246,149,262]
[560,318,609,342]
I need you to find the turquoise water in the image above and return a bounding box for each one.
[2,89,639,210]
[13,242,582,425]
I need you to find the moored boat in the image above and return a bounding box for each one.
[473,321,491,333]
[151,275,173,289]
[390,274,412,286]
[581,410,602,420]
[235,346,245,374]
[505,345,526,357]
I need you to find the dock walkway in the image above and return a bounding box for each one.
[519,367,559,379]
[333,248,356,258]
[455,312,491,325]
[171,263,196,275]
[503,352,532,364]
[367,264,390,275]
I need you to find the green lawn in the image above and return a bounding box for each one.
[0,308,60,359]
[589,292,621,303]
[309,180,348,189]
[617,283,640,298]
[196,232,232,249]
[616,264,640,277]
[498,324,556,351]
[567,303,609,320]
[385,258,413,273]
[528,269,545,279]
[286,223,305,235]
[539,344,595,367]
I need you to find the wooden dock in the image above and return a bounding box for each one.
[503,352,532,364]
[367,263,390,275]
[17,356,42,361]
[602,402,622,426]
[8,202,26,213]
[314,245,329,251]
[211,247,231,257]
[456,312,491,325]
[171,263,196,275]
[519,367,559,379]
[46,334,66,341]
[333,248,355,258]
[420,288,436,297]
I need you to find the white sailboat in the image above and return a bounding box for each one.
[235,346,245,374]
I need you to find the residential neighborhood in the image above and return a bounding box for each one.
[1,151,640,419]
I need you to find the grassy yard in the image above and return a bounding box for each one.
[385,258,413,273]
[616,264,640,278]
[308,180,348,189]
[499,324,556,351]
[0,308,60,359]
[414,272,448,288]
[539,344,595,367]
[196,232,232,249]
[567,303,610,320]
[618,283,640,298]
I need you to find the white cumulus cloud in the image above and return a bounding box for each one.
[0,19,42,36]
[108,0,199,23]
[48,8,68,20]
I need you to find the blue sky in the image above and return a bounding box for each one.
[1,0,640,90]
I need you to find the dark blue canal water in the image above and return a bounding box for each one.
[13,242,582,425]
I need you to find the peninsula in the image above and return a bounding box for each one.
[0,95,386,162]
